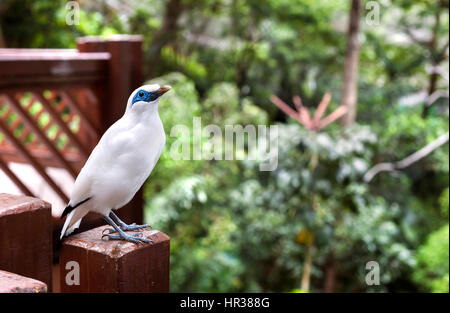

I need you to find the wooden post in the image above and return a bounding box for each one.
[0,193,53,291]
[60,225,170,293]
[77,35,144,130]
[75,35,144,225]
[0,270,47,293]
[106,36,144,224]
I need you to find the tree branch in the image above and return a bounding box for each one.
[404,27,431,48]
[364,132,449,182]
[426,89,449,107]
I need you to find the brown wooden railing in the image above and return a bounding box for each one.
[0,35,145,229]
[0,193,170,293]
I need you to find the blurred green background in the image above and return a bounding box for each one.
[0,0,448,292]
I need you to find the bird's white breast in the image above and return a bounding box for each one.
[71,112,166,215]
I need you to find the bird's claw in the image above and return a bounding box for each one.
[102,224,150,236]
[120,223,151,231]
[102,228,115,235]
[102,232,152,244]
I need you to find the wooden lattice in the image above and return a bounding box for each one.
[0,88,101,201]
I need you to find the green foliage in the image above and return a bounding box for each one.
[379,109,449,173]
[143,72,447,292]
[413,225,449,293]
[226,124,417,292]
[412,187,449,293]
[439,188,449,218]
[143,72,203,197]
[0,0,78,48]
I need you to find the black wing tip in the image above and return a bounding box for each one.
[60,197,92,219]
[60,205,73,219]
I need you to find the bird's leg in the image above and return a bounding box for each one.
[109,211,151,231]
[102,215,151,243]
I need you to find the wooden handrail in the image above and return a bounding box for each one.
[0,51,109,88]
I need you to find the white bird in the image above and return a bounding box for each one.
[60,84,170,243]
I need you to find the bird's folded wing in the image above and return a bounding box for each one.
[61,196,92,218]
[67,159,95,207]
[65,119,137,209]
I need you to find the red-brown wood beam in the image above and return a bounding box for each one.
[0,118,69,203]
[0,193,53,291]
[60,225,169,293]
[0,157,35,197]
[61,89,100,139]
[32,91,90,159]
[0,270,47,293]
[4,94,78,178]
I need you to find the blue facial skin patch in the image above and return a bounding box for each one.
[131,89,160,105]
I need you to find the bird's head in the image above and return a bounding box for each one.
[126,84,171,114]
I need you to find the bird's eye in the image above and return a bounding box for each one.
[138,91,144,97]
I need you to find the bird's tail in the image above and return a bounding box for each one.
[60,207,88,240]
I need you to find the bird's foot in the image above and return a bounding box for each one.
[103,223,151,233]
[102,230,152,244]
[120,222,151,231]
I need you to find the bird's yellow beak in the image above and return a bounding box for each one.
[157,85,171,96]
